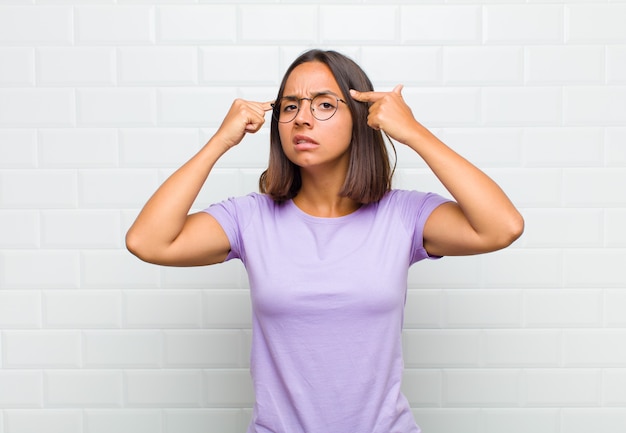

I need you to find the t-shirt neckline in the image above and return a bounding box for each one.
[286,199,369,224]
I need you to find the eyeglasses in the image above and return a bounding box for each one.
[272,94,347,123]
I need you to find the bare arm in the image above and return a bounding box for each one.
[126,99,273,266]
[350,86,524,256]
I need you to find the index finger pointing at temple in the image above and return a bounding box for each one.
[349,89,387,103]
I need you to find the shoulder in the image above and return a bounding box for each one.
[379,189,452,227]
[203,192,277,228]
[380,189,449,209]
[205,192,274,213]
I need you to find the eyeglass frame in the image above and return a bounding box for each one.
[271,93,348,123]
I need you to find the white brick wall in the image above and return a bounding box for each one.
[0,1,624,432]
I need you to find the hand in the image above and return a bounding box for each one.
[214,99,273,149]
[349,85,420,145]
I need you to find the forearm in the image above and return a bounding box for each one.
[126,137,228,254]
[349,86,523,253]
[406,123,523,241]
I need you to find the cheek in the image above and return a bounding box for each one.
[339,120,353,147]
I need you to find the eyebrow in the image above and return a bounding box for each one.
[282,90,341,99]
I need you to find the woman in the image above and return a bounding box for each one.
[127,49,524,433]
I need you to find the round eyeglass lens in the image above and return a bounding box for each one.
[274,94,340,123]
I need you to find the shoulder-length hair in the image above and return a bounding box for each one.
[259,49,393,204]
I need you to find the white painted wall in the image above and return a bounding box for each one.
[1,1,625,432]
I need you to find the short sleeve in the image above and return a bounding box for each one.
[202,193,261,261]
[388,189,451,264]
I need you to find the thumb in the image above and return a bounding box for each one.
[392,84,404,95]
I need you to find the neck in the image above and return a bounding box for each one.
[294,169,360,218]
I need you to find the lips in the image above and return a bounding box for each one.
[293,135,319,150]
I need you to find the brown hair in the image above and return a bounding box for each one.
[259,49,393,204]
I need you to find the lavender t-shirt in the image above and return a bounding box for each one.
[205,189,449,433]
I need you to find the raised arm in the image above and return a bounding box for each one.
[126,99,273,266]
[350,86,524,256]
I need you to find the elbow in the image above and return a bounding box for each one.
[125,229,152,263]
[499,212,525,249]
[511,211,525,242]
[480,212,524,254]
[126,228,177,265]
[125,230,141,258]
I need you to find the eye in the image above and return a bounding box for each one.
[314,95,337,111]
[280,98,299,113]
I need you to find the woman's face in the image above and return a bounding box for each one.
[278,61,353,172]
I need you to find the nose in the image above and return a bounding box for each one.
[294,98,314,125]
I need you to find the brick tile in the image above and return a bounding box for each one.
[607,45,626,84]
[523,369,601,406]
[4,410,82,433]
[321,6,397,43]
[158,5,236,43]
[0,291,41,329]
[0,6,72,44]
[78,169,158,208]
[401,6,481,44]
[561,408,626,433]
[606,128,626,166]
[2,331,81,368]
[124,290,203,328]
[163,409,247,433]
[118,47,197,85]
[76,6,154,44]
[82,250,160,289]
[443,369,521,407]
[524,289,603,328]
[45,371,123,407]
[0,371,43,407]
[482,87,561,126]
[205,369,254,407]
[77,88,156,127]
[200,47,280,85]
[41,210,121,248]
[0,251,80,289]
[0,89,74,127]
[525,46,604,84]
[483,409,559,433]
[484,5,564,44]
[564,86,626,125]
[362,46,441,86]
[163,330,244,368]
[403,330,481,367]
[523,127,603,168]
[44,290,122,329]
[0,129,37,168]
[157,87,237,127]
[83,331,161,368]
[483,330,560,367]
[39,128,118,168]
[444,290,523,328]
[0,210,39,248]
[562,330,626,366]
[85,409,161,433]
[240,5,316,43]
[0,48,35,85]
[444,47,522,85]
[37,48,115,86]
[567,4,626,42]
[126,370,204,407]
